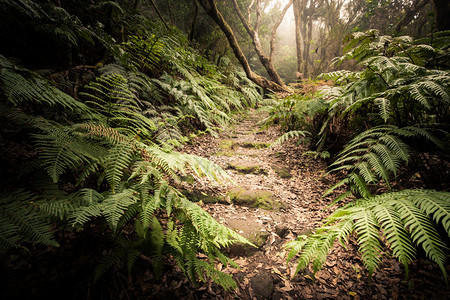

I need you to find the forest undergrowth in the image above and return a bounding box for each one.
[0,1,449,299]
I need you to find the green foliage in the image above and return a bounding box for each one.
[0,16,258,289]
[261,89,330,146]
[285,31,450,282]
[119,34,164,73]
[0,190,59,252]
[323,30,450,126]
[286,190,449,280]
[271,130,310,147]
[0,55,94,118]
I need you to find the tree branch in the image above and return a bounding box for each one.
[149,0,170,30]
[270,0,294,62]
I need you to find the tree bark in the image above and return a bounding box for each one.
[293,0,307,79]
[188,0,199,42]
[167,0,175,25]
[269,0,294,63]
[395,0,430,33]
[432,0,450,31]
[149,0,170,30]
[232,0,286,88]
[197,0,285,91]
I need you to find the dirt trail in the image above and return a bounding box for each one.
[177,109,449,300]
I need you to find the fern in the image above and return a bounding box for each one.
[326,126,409,196]
[105,140,135,193]
[271,130,310,147]
[288,189,449,281]
[33,126,107,183]
[0,55,95,118]
[0,190,59,252]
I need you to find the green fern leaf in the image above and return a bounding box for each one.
[103,189,138,232]
[354,210,382,276]
[106,141,134,193]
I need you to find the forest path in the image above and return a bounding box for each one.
[180,109,336,299]
[172,109,446,299]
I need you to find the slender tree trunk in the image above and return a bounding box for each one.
[247,0,256,24]
[188,0,199,42]
[133,0,139,11]
[232,0,286,88]
[395,0,430,33]
[197,0,285,91]
[304,14,313,78]
[167,0,175,24]
[293,0,307,79]
[149,0,170,30]
[269,0,294,63]
[432,0,450,31]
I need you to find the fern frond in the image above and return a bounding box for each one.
[374,97,391,122]
[290,190,450,281]
[94,245,128,282]
[106,141,135,193]
[0,57,95,117]
[0,190,59,252]
[102,189,138,232]
[372,203,415,275]
[34,126,106,182]
[149,216,165,277]
[394,198,447,276]
[271,130,310,147]
[354,210,381,276]
[68,190,104,227]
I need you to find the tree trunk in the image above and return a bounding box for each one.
[270,0,294,63]
[197,0,285,91]
[395,0,430,33]
[303,12,313,78]
[232,0,286,88]
[432,0,450,31]
[188,0,199,42]
[167,0,175,25]
[149,0,170,30]
[293,0,307,79]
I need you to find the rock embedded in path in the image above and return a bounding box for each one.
[215,139,239,157]
[224,214,269,256]
[240,141,271,149]
[228,187,280,210]
[227,161,268,175]
[181,189,229,205]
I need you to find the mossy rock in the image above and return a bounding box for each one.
[224,216,268,256]
[180,174,196,184]
[227,218,269,248]
[227,161,268,175]
[182,189,227,204]
[240,142,271,149]
[218,139,236,150]
[215,150,238,157]
[272,166,292,179]
[228,187,278,210]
